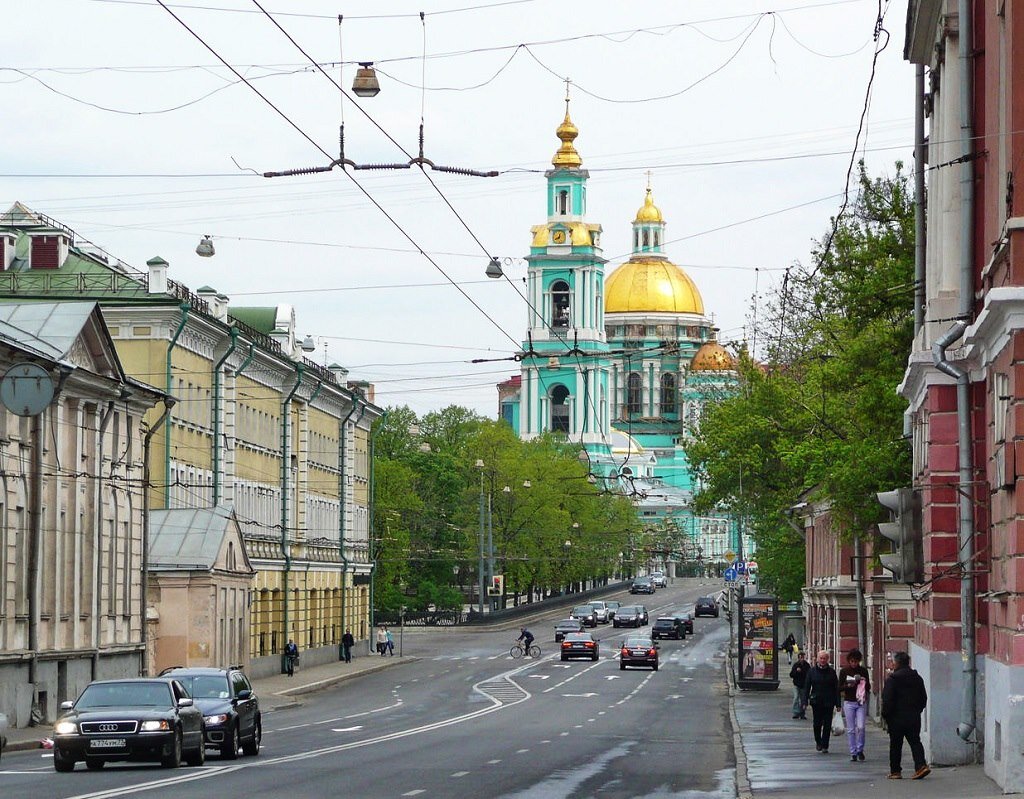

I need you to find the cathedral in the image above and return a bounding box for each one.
[497,101,750,573]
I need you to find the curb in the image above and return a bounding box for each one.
[274,655,419,698]
[726,654,755,799]
[6,738,44,752]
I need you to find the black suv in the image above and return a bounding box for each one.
[630,578,655,595]
[694,596,719,617]
[159,666,261,759]
[651,617,685,640]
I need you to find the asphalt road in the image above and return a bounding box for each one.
[0,579,736,799]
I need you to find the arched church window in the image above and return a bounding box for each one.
[550,384,571,433]
[642,229,650,248]
[660,372,677,415]
[654,231,660,247]
[551,280,571,328]
[558,190,568,215]
[634,231,639,249]
[626,373,642,416]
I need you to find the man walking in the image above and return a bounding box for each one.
[341,629,355,663]
[284,639,299,677]
[803,649,840,753]
[789,651,810,719]
[881,651,930,780]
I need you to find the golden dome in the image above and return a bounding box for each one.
[690,341,736,371]
[605,257,704,314]
[552,104,582,168]
[634,188,663,223]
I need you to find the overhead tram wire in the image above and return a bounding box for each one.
[154,0,521,351]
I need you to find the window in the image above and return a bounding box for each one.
[634,231,639,249]
[642,229,649,248]
[660,372,677,415]
[550,385,570,433]
[654,231,660,247]
[626,373,642,415]
[558,189,568,215]
[551,280,571,328]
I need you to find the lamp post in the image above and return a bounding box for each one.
[475,459,486,615]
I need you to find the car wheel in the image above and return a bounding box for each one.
[85,757,105,770]
[592,654,598,661]
[561,655,568,661]
[53,749,75,772]
[161,729,182,768]
[220,723,240,759]
[185,732,206,767]
[242,721,261,757]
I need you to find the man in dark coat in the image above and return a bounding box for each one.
[789,651,810,719]
[803,649,840,753]
[881,651,930,779]
[341,629,355,663]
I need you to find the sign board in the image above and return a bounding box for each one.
[737,593,780,691]
[735,561,746,574]
[724,550,736,564]
[747,560,758,572]
[723,567,738,583]
[0,363,54,417]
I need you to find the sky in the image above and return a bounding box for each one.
[2,0,914,418]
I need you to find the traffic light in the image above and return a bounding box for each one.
[876,487,923,583]
[487,575,504,596]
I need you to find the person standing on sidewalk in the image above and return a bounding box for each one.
[803,649,840,753]
[284,639,299,677]
[881,651,930,780]
[838,648,871,762]
[789,651,810,719]
[782,633,797,664]
[341,629,355,663]
[376,625,388,656]
[385,626,395,656]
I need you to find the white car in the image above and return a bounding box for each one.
[587,600,611,624]
[650,572,668,588]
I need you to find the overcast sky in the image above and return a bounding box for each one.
[2,0,913,417]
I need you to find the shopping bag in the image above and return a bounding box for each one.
[831,708,846,736]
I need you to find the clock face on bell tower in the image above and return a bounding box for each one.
[552,230,566,244]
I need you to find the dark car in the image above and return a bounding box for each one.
[605,600,621,620]
[160,666,261,759]
[630,578,655,594]
[570,604,598,627]
[554,618,585,642]
[620,636,659,670]
[612,605,643,628]
[673,611,695,635]
[560,632,600,661]
[651,616,685,640]
[695,596,720,617]
[52,678,205,772]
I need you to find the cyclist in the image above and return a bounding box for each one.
[517,626,535,654]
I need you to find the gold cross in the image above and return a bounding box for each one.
[645,170,653,190]
[564,77,571,103]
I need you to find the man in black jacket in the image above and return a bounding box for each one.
[803,650,841,753]
[789,651,810,719]
[881,651,930,780]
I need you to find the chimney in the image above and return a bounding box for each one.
[147,256,168,294]
[0,233,16,271]
[196,286,228,321]
[328,364,349,384]
[28,230,70,269]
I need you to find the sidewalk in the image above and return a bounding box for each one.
[727,663,1003,799]
[3,651,413,754]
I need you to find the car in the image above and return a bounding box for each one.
[650,571,668,588]
[52,677,205,772]
[695,596,720,617]
[673,611,695,635]
[554,618,585,642]
[560,632,600,661]
[630,578,655,595]
[651,616,685,640]
[620,636,659,670]
[588,600,611,624]
[635,604,650,625]
[570,604,598,627]
[159,666,261,759]
[612,605,643,627]
[605,600,621,620]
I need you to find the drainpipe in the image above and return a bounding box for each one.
[92,401,116,680]
[914,63,927,336]
[853,533,866,655]
[280,364,303,672]
[164,304,190,509]
[235,342,256,379]
[141,397,175,675]
[27,410,43,704]
[212,327,239,505]
[368,410,386,644]
[337,398,363,654]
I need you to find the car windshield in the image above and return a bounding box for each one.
[565,633,592,642]
[556,620,580,628]
[77,682,172,708]
[589,602,605,609]
[174,675,230,700]
[607,602,620,608]
[654,619,674,626]
[618,606,636,614]
[624,637,653,648]
[572,606,591,615]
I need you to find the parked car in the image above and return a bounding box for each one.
[605,600,621,620]
[570,604,598,627]
[52,678,205,772]
[588,600,611,624]
[620,636,659,670]
[159,666,261,759]
[650,571,668,588]
[630,578,655,595]
[612,605,642,627]
[651,616,685,640]
[554,618,585,642]
[560,632,600,661]
[673,610,695,635]
[694,596,720,617]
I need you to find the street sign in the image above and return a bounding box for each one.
[725,550,736,564]
[735,561,747,574]
[724,567,738,582]
[747,560,758,572]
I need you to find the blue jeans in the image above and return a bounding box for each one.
[792,686,806,716]
[843,700,867,755]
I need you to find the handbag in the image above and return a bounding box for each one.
[831,708,846,736]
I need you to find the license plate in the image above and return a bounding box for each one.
[90,738,126,748]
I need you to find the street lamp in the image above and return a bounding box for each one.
[474,459,486,615]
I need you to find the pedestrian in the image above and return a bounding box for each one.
[284,638,299,677]
[803,649,840,753]
[341,629,355,663]
[881,651,930,780]
[385,626,395,656]
[789,651,810,719]
[838,648,870,762]
[376,625,388,656]
[782,632,797,664]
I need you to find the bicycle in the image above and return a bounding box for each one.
[509,642,541,659]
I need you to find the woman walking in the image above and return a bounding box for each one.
[803,650,840,753]
[838,648,871,761]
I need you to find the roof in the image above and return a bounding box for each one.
[228,307,278,334]
[148,505,253,572]
[690,341,736,372]
[605,257,704,315]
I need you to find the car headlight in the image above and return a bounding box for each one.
[203,714,229,726]
[140,720,170,732]
[54,721,78,735]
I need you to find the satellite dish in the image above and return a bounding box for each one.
[0,362,55,417]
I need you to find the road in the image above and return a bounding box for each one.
[0,579,736,799]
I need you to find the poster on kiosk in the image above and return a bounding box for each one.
[737,593,780,691]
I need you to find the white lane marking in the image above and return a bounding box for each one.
[61,765,245,799]
[605,675,620,680]
[529,674,550,679]
[0,770,50,774]
[587,718,596,722]
[543,659,604,693]
[516,748,529,754]
[331,726,363,732]
[403,790,426,796]
[615,669,657,706]
[488,759,502,764]
[452,771,469,777]
[540,740,551,744]
[487,656,499,660]
[574,724,583,728]
[269,699,402,731]
[553,664,571,669]
[561,692,598,698]
[560,731,569,736]
[598,711,606,715]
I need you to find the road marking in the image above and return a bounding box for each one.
[574,724,583,728]
[452,771,469,777]
[540,740,551,744]
[605,675,620,680]
[516,748,529,753]
[562,692,597,697]
[61,765,245,799]
[553,664,572,669]
[615,669,657,706]
[529,674,550,679]
[560,731,569,736]
[588,718,596,722]
[488,759,502,764]
[403,790,426,796]
[331,726,363,732]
